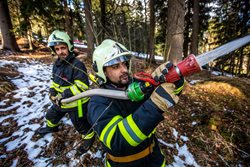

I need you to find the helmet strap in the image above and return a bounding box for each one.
[92,61,98,72]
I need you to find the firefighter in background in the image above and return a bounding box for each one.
[37,30,95,155]
[88,39,185,166]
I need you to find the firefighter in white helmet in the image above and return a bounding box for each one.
[37,30,95,155]
[88,39,185,166]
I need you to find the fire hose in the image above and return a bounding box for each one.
[61,34,250,104]
[62,89,129,103]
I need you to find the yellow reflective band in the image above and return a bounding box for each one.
[51,81,60,87]
[70,85,81,116]
[50,84,55,88]
[118,122,137,146]
[75,80,89,91]
[127,114,147,140]
[161,158,166,167]
[46,120,59,128]
[50,84,62,93]
[148,128,156,138]
[69,85,85,117]
[174,84,184,94]
[60,97,89,109]
[81,97,89,104]
[118,114,147,146]
[82,131,95,139]
[51,81,70,93]
[50,82,89,109]
[53,82,88,110]
[61,101,78,108]
[88,74,97,83]
[78,99,83,117]
[100,116,123,149]
[105,159,111,167]
[70,85,79,95]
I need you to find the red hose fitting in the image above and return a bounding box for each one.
[165,54,201,83]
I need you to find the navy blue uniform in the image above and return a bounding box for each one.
[46,53,91,135]
[88,82,166,167]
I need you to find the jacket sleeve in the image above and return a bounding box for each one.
[62,61,89,99]
[49,66,58,96]
[88,96,164,152]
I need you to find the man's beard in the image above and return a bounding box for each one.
[117,73,129,87]
[107,73,130,88]
[59,54,67,59]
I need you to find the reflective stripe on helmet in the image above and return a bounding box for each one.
[103,55,130,67]
[48,41,67,47]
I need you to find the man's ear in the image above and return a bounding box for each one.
[103,67,107,76]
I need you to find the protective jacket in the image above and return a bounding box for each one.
[50,52,89,116]
[46,52,92,135]
[88,80,166,167]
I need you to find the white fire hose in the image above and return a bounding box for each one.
[61,89,129,103]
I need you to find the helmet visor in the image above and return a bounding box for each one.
[103,55,130,67]
[48,41,66,47]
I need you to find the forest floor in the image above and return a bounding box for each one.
[0,48,249,167]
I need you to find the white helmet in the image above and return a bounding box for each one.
[47,30,74,53]
[92,39,132,83]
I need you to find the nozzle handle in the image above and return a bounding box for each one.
[165,54,201,83]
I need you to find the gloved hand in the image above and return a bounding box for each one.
[49,94,57,104]
[49,88,57,96]
[49,93,62,106]
[150,82,179,112]
[152,61,174,83]
[173,76,184,96]
[55,94,63,106]
[49,88,58,104]
[152,61,185,96]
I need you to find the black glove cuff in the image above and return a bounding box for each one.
[49,88,57,96]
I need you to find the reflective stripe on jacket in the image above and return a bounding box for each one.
[50,53,89,116]
[50,81,89,109]
[88,81,165,166]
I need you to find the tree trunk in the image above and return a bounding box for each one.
[143,0,148,54]
[100,0,106,41]
[128,25,131,51]
[247,55,250,77]
[238,0,249,75]
[27,29,33,50]
[74,1,85,39]
[84,0,94,58]
[147,0,155,64]
[165,0,185,64]
[183,1,192,58]
[64,0,73,38]
[0,0,20,51]
[229,54,235,74]
[190,0,199,55]
[20,0,34,50]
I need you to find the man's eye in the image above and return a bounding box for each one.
[122,62,127,66]
[111,65,119,69]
